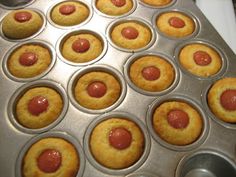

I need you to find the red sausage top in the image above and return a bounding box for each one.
[111,0,126,7]
[142,66,161,81]
[14,11,32,23]
[121,26,139,40]
[28,96,49,116]
[168,17,185,28]
[59,4,76,15]
[87,81,107,98]
[19,52,38,66]
[109,127,132,150]
[72,38,90,53]
[37,149,62,173]
[220,89,236,111]
[193,51,212,66]
[167,109,189,129]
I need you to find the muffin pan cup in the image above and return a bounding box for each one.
[2,39,56,82]
[0,0,35,9]
[56,29,108,66]
[174,39,228,80]
[175,149,236,177]
[139,0,177,9]
[146,94,210,151]
[47,0,93,30]
[92,0,137,19]
[0,0,235,177]
[8,79,69,134]
[124,52,180,96]
[83,111,151,175]
[152,8,200,41]
[68,64,127,114]
[202,82,236,130]
[106,17,156,53]
[0,8,46,42]
[15,131,86,177]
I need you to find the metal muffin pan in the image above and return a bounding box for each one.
[0,0,235,177]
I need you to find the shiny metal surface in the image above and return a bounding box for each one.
[176,150,236,177]
[0,0,235,177]
[0,0,35,9]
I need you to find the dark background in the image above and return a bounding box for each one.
[233,0,236,15]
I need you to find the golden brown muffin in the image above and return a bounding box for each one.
[153,101,203,145]
[22,137,79,177]
[7,44,51,78]
[2,9,43,39]
[129,55,175,92]
[141,0,173,7]
[61,33,103,63]
[50,1,89,26]
[74,71,121,110]
[111,21,152,50]
[90,118,144,169]
[179,43,222,77]
[208,77,236,123]
[156,11,195,38]
[96,0,133,16]
[16,87,63,129]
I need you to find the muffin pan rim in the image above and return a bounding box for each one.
[83,111,151,175]
[0,0,235,177]
[125,171,160,177]
[138,0,177,9]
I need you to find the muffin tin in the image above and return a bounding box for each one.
[0,0,235,177]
